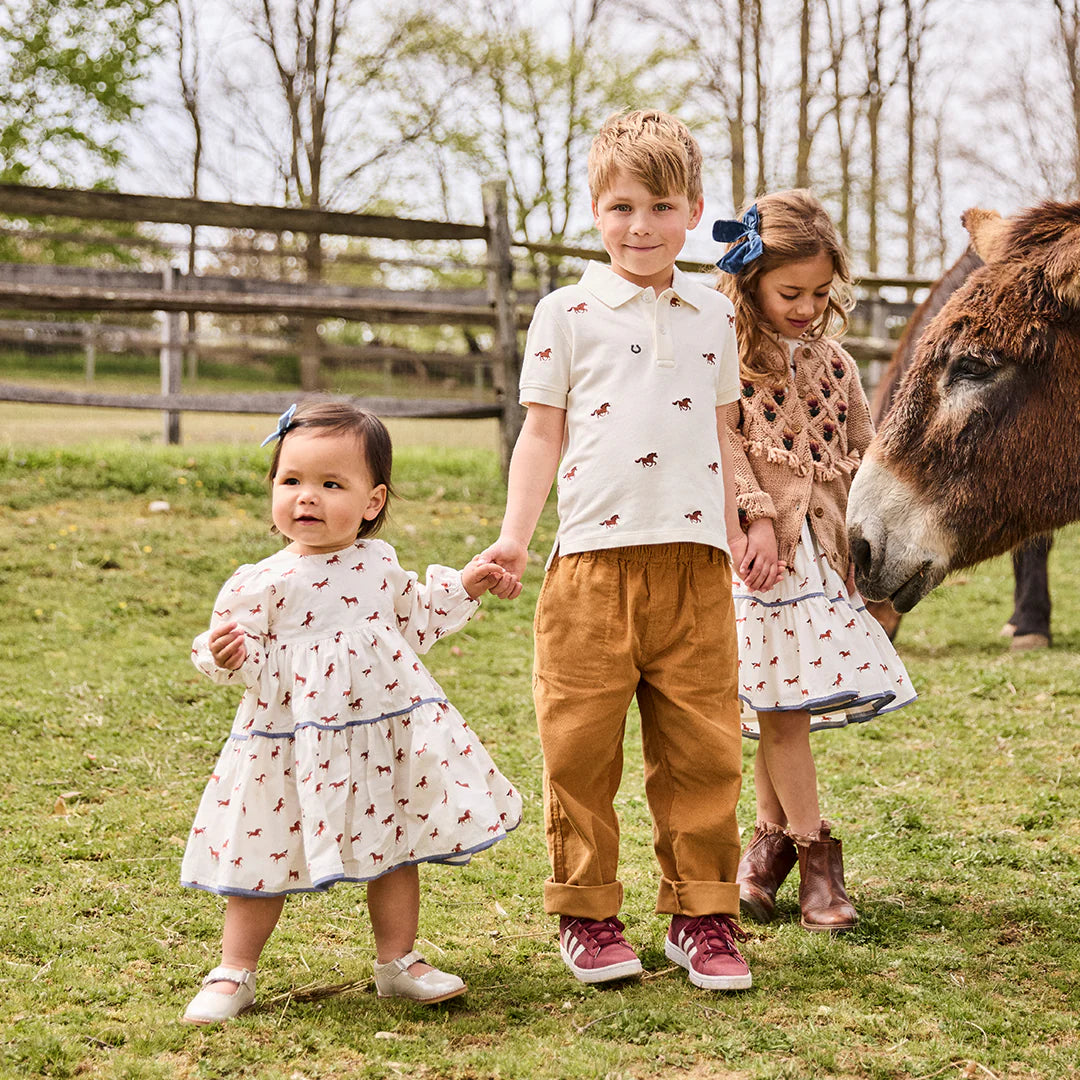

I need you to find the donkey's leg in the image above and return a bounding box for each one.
[1009,534,1052,649]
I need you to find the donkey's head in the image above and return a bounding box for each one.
[847,200,1080,611]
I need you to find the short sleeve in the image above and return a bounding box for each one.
[519,294,572,408]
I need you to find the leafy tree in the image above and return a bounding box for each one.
[0,0,165,186]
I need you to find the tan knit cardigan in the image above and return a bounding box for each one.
[724,336,874,576]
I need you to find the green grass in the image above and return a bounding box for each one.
[1,441,1078,1080]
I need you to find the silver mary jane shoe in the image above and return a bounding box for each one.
[182,965,257,1025]
[373,950,466,1004]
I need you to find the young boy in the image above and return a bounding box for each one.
[483,110,751,990]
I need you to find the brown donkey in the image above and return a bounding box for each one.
[847,200,1080,611]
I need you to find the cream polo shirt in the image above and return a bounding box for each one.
[519,260,741,559]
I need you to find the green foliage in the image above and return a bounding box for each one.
[1,441,1079,1079]
[0,0,165,187]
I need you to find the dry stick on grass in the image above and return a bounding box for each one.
[264,978,375,1007]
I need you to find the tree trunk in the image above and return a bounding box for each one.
[796,0,812,187]
[903,0,917,276]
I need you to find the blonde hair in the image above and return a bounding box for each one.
[588,110,703,207]
[718,189,853,384]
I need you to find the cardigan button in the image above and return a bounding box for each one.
[813,507,825,518]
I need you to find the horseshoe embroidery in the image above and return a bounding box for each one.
[630,344,642,354]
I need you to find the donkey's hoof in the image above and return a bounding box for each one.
[1011,633,1049,651]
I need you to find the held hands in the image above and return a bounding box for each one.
[471,536,527,600]
[209,621,248,670]
[737,518,787,593]
[462,555,522,600]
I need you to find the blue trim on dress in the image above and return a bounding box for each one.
[227,696,449,741]
[732,589,829,608]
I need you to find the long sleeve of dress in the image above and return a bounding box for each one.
[376,542,479,655]
[191,564,273,689]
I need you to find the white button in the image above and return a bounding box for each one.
[643,291,655,303]
[659,328,668,336]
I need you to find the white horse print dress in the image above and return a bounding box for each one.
[181,538,522,897]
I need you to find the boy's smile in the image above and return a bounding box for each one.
[592,170,703,292]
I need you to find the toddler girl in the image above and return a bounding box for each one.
[714,190,916,931]
[181,402,521,1023]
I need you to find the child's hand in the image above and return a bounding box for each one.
[738,518,785,593]
[477,537,527,599]
[845,560,857,597]
[462,557,520,600]
[209,621,248,670]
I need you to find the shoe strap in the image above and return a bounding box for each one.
[377,950,425,973]
[203,965,255,988]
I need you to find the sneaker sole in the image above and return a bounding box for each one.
[664,937,752,991]
[559,943,642,984]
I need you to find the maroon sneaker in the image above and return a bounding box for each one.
[666,914,752,990]
[559,916,643,984]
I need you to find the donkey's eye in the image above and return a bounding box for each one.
[944,355,996,386]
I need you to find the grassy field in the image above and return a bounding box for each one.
[1,438,1078,1080]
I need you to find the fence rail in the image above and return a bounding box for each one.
[0,181,935,464]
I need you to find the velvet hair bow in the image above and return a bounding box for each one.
[261,403,297,447]
[713,205,763,274]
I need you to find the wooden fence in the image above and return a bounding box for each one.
[0,182,932,470]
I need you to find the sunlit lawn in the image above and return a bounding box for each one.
[1,437,1078,1080]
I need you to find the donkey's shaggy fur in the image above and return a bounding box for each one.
[848,200,1080,611]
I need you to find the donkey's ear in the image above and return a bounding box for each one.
[1043,220,1080,309]
[961,207,1010,263]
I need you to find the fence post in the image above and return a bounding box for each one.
[160,265,183,444]
[482,180,521,480]
[83,326,95,383]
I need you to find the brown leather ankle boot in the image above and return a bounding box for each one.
[794,823,858,932]
[736,822,797,923]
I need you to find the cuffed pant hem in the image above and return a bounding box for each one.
[543,878,624,919]
[657,878,741,918]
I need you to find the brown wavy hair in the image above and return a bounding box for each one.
[267,401,394,538]
[717,189,853,384]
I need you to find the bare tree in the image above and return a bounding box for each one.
[796,0,813,187]
[901,0,939,276]
[857,0,905,273]
[225,1,458,388]
[1053,0,1080,194]
[821,0,861,245]
[174,0,203,376]
[632,0,762,210]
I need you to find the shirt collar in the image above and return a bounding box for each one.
[579,261,701,310]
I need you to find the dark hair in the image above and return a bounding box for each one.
[717,189,853,384]
[267,401,393,538]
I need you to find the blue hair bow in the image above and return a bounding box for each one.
[261,403,297,447]
[713,205,763,274]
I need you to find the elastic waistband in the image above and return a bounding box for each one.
[556,542,727,566]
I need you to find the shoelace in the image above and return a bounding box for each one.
[679,915,749,957]
[567,917,627,955]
